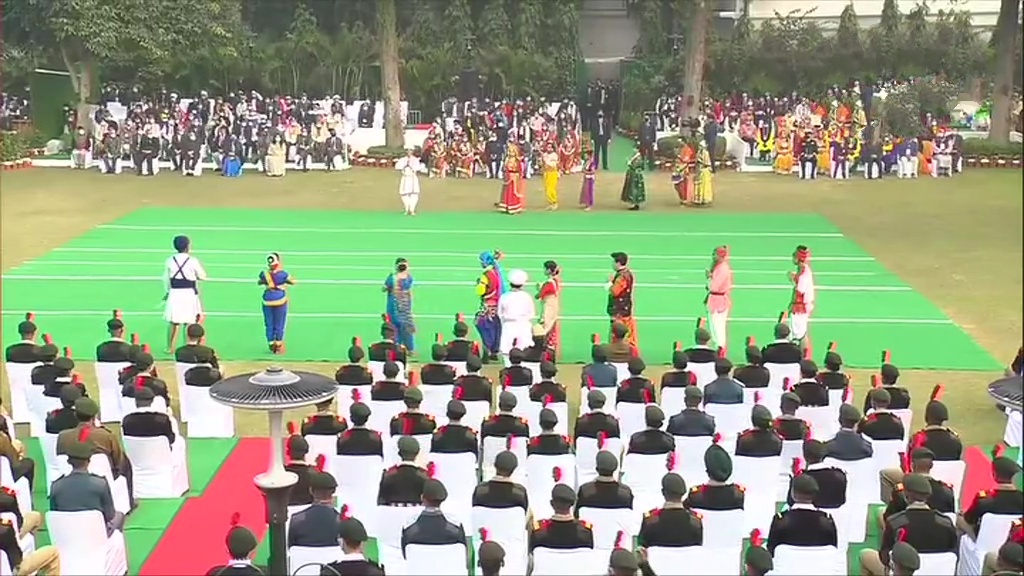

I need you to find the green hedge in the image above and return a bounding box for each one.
[961,139,1023,158]
[0,132,29,162]
[656,135,728,161]
[363,145,422,160]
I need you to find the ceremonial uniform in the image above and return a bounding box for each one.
[443,338,473,362]
[498,364,533,387]
[607,262,638,348]
[205,561,264,575]
[617,376,655,404]
[377,463,430,505]
[574,411,620,440]
[175,342,220,368]
[453,374,493,403]
[96,338,133,363]
[529,381,567,403]
[862,385,911,412]
[185,365,221,387]
[528,434,573,456]
[792,379,829,407]
[45,406,79,434]
[766,503,838,553]
[431,424,479,455]
[475,252,505,359]
[773,415,811,441]
[165,251,206,325]
[703,376,744,405]
[880,505,958,556]
[735,428,783,457]
[583,362,619,388]
[50,470,120,527]
[389,412,437,436]
[301,413,348,436]
[660,369,696,388]
[824,429,873,461]
[706,250,733,349]
[963,487,1024,533]
[5,341,38,364]
[335,364,373,386]
[789,249,815,342]
[734,364,770,388]
[818,371,850,391]
[528,518,595,551]
[908,426,963,461]
[420,362,457,385]
[30,362,59,390]
[858,411,905,441]
[628,429,675,455]
[638,507,703,547]
[788,465,848,509]
[121,408,176,446]
[284,463,314,506]
[884,478,955,516]
[287,503,340,548]
[370,380,406,401]
[336,428,384,457]
[683,346,717,364]
[472,479,529,510]
[401,508,467,553]
[367,340,407,365]
[259,256,292,352]
[576,480,633,509]
[667,408,716,437]
[799,135,818,179]
[685,483,745,511]
[56,422,128,479]
[761,340,802,364]
[480,413,530,439]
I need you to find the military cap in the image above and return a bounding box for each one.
[744,545,773,573]
[661,472,686,496]
[508,348,525,363]
[106,317,124,331]
[910,447,935,461]
[595,450,618,475]
[423,478,448,502]
[925,400,949,422]
[37,344,59,361]
[73,397,99,418]
[645,405,665,425]
[694,327,712,343]
[890,542,920,571]
[998,541,1024,570]
[309,470,338,491]
[64,439,93,460]
[902,473,933,496]
[396,436,420,457]
[551,483,576,503]
[465,355,483,372]
[704,444,733,481]
[134,386,156,401]
[627,356,646,374]
[539,408,558,427]
[587,389,608,407]
[800,359,818,375]
[186,323,205,339]
[478,541,505,565]
[59,383,83,404]
[751,405,772,428]
[684,386,703,400]
[839,404,862,422]
[134,352,155,369]
[791,474,819,496]
[338,517,368,543]
[781,391,802,406]
[609,548,639,571]
[870,388,892,404]
[823,351,843,369]
[494,451,518,474]
[498,391,518,411]
[446,399,466,419]
[404,386,423,402]
[881,363,900,381]
[672,350,690,367]
[53,357,75,372]
[994,456,1023,480]
[17,320,36,336]
[350,402,371,420]
[287,435,309,457]
[226,522,258,557]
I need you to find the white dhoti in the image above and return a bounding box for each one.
[164,288,202,324]
[708,309,729,350]
[789,305,814,341]
[399,174,420,214]
[499,320,533,355]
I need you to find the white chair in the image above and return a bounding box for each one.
[890,409,914,443]
[0,511,35,558]
[526,454,576,520]
[764,363,801,393]
[83,454,132,515]
[332,455,383,530]
[931,460,967,508]
[480,436,528,483]
[689,362,717,388]
[616,402,651,441]
[827,388,847,408]
[303,434,338,465]
[463,401,492,433]
[732,455,780,534]
[673,436,714,489]
[658,387,687,417]
[45,510,128,575]
[868,439,905,487]
[647,546,736,576]
[777,440,804,501]
[336,384,373,419]
[4,362,38,425]
[367,400,406,439]
[181,384,234,437]
[797,406,839,441]
[577,506,638,550]
[38,433,69,495]
[703,404,748,442]
[288,546,344,575]
[420,384,456,425]
[689,508,744,558]
[403,543,468,575]
[520,362,543,385]
[918,552,957,575]
[769,545,843,575]
[429,452,478,529]
[504,387,532,420]
[23,383,54,437]
[1003,409,1022,448]
[443,361,467,378]
[610,363,631,385]
[470,507,528,575]
[0,458,31,516]
[172,362,203,422]
[823,457,874,543]
[122,435,189,497]
[374,505,421,574]
[621,452,673,514]
[576,436,623,486]
[531,548,604,576]
[957,513,1018,575]
[0,551,11,576]
[95,362,132,423]
[384,434,433,468]
[369,361,407,383]
[526,401,569,437]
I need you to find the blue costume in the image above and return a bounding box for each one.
[258,253,293,353]
[475,251,506,360]
[384,261,416,352]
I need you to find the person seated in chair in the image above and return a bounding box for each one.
[773,392,811,441]
[528,409,572,455]
[50,432,125,535]
[46,384,82,434]
[684,444,745,511]
[683,327,717,364]
[734,345,770,389]
[767,474,838,553]
[30,344,60,390]
[288,469,341,548]
[0,415,33,489]
[335,340,373,386]
[121,387,175,447]
[882,448,955,518]
[761,324,802,364]
[818,351,849,391]
[42,356,87,399]
[660,350,696,388]
[431,400,479,455]
[863,362,911,412]
[174,323,220,369]
[787,439,847,509]
[319,517,385,576]
[667,386,715,437]
[452,355,493,405]
[443,320,475,362]
[120,352,170,406]
[498,348,533,388]
[703,358,744,405]
[617,357,655,404]
[472,451,529,511]
[0,505,59,576]
[858,388,905,441]
[401,479,467,554]
[284,434,315,506]
[57,398,131,486]
[627,406,674,455]
[204,519,262,575]
[528,484,595,551]
[301,399,348,436]
[336,403,384,457]
[906,398,962,461]
[574,389,620,441]
[791,360,828,407]
[823,404,873,461]
[369,321,407,365]
[421,343,457,386]
[522,325,554,363]
[370,362,407,401]
[576,450,632,511]
[378,437,430,506]
[481,392,530,440]
[96,316,132,363]
[581,344,618,389]
[529,361,567,403]
[735,405,783,457]
[389,387,437,436]
[959,455,1023,539]
[637,473,703,548]
[606,322,635,364]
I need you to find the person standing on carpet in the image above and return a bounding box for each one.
[475,250,506,363]
[384,258,416,355]
[579,143,597,210]
[258,253,293,355]
[537,260,562,357]
[788,245,815,348]
[542,142,560,210]
[706,246,733,351]
[620,144,647,210]
[165,235,206,353]
[607,252,638,350]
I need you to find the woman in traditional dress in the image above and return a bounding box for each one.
[542,142,560,210]
[774,127,794,175]
[164,235,206,352]
[692,139,714,206]
[265,133,287,177]
[384,258,415,354]
[259,252,294,354]
[620,144,647,210]
[816,126,832,176]
[475,250,505,362]
[536,260,561,358]
[500,143,525,214]
[579,145,596,210]
[395,148,425,216]
[673,141,696,204]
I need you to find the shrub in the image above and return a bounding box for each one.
[0,132,28,162]
[961,139,1023,158]
[364,145,421,159]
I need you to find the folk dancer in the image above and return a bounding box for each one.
[607,252,638,350]
[384,258,416,354]
[620,145,647,211]
[395,148,425,216]
[71,126,92,169]
[773,127,794,175]
[816,127,832,177]
[498,143,525,215]
[706,246,733,350]
[692,139,714,206]
[673,141,696,205]
[788,245,815,348]
[831,137,850,179]
[259,253,293,354]
[542,143,560,210]
[165,235,206,353]
[579,143,597,210]
[897,136,919,179]
[498,270,536,359]
[475,251,506,363]
[798,131,818,179]
[537,260,562,357]
[558,132,578,174]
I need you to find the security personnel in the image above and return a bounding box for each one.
[960,456,1024,537]
[761,324,802,364]
[370,362,406,401]
[120,352,170,405]
[660,350,695,388]
[390,387,437,436]
[824,404,873,461]
[861,474,957,576]
[862,362,911,412]
[46,384,82,434]
[472,451,529,511]
[883,448,955,516]
[858,388,906,441]
[581,344,618,388]
[627,406,675,455]
[174,323,220,368]
[703,358,744,405]
[907,399,962,461]
[498,349,533,387]
[368,321,408,364]
[0,512,58,575]
[637,473,703,547]
[431,400,479,455]
[791,360,828,407]
[477,541,506,576]
[121,387,176,446]
[767,475,838,553]
[452,355,493,404]
[0,423,32,487]
[735,405,783,457]
[205,519,261,575]
[185,364,222,388]
[56,398,130,483]
[528,484,595,551]
[684,444,745,511]
[773,392,811,441]
[335,340,373,385]
[420,343,457,385]
[818,351,849,391]
[30,344,59,388]
[667,386,716,436]
[50,435,125,532]
[574,389,620,441]
[787,439,847,509]
[401,479,467,553]
[378,437,429,505]
[529,361,567,403]
[577,451,633,511]
[284,435,314,506]
[528,409,572,455]
[480,392,530,440]
[96,316,132,362]
[5,316,39,363]
[288,469,340,548]
[743,541,774,576]
[683,327,717,363]
[336,403,384,456]
[734,345,770,389]
[43,356,87,398]
[617,357,655,404]
[320,518,385,576]
[301,399,348,436]
[443,320,474,361]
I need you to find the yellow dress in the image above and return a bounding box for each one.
[774,131,794,175]
[693,146,714,205]
[542,151,559,208]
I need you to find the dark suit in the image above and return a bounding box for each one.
[96,339,133,363]
[121,408,176,446]
[400,508,466,553]
[591,116,611,170]
[581,362,618,389]
[823,429,873,461]
[288,503,340,547]
[666,408,716,436]
[703,377,744,405]
[5,342,39,363]
[761,341,802,364]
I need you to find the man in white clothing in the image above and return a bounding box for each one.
[165,235,207,353]
[788,245,815,346]
[497,269,535,359]
[395,148,425,216]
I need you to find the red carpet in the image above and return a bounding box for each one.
[140,438,270,575]
[960,446,996,506]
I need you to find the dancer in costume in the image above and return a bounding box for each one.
[773,127,794,175]
[499,143,525,214]
[607,252,638,349]
[542,143,560,210]
[620,145,647,211]
[788,245,815,347]
[164,235,206,352]
[384,258,415,354]
[395,148,426,216]
[706,246,733,351]
[579,144,597,210]
[673,140,696,205]
[258,253,294,354]
[692,139,714,206]
[537,260,562,357]
[498,269,536,358]
[475,250,505,363]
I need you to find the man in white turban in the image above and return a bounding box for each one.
[497,269,536,359]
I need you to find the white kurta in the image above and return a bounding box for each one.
[164,254,207,324]
[497,289,536,354]
[395,157,425,196]
[791,266,815,339]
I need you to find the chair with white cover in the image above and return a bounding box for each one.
[95,362,132,423]
[917,552,957,576]
[610,363,630,385]
[520,363,543,385]
[504,387,532,420]
[403,543,468,576]
[0,550,10,576]
[288,546,344,575]
[659,387,687,417]
[957,513,1018,575]
[703,404,749,443]
[332,455,383,530]
[429,452,479,529]
[769,545,843,575]
[732,455,780,533]
[577,506,639,550]
[443,361,467,378]
[172,361,204,422]
[686,362,715,388]
[4,361,38,425]
[1004,409,1022,448]
[181,384,234,437]
[470,507,528,575]
[576,436,623,485]
[868,439,905,491]
[122,436,189,497]
[462,401,492,433]
[367,400,406,439]
[930,460,967,508]
[0,458,31,516]
[891,409,913,443]
[384,434,433,468]
[689,509,745,559]
[823,457,874,543]
[797,406,839,441]
[673,436,714,489]
[82,454,131,515]
[302,434,338,465]
[336,385,374,420]
[621,452,673,515]
[38,434,69,495]
[373,505,422,574]
[0,511,34,559]
[480,436,528,483]
[525,401,569,437]
[764,363,801,393]
[531,548,604,576]
[369,361,406,383]
[526,454,576,520]
[420,384,456,425]
[45,510,128,575]
[647,546,737,576]
[616,402,651,442]
[827,388,847,408]
[776,441,804,501]
[23,383,54,437]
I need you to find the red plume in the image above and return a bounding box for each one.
[63,347,72,359]
[315,454,326,472]
[750,529,763,547]
[598,431,607,449]
[930,384,945,401]
[130,333,140,345]
[689,372,697,385]
[195,313,204,325]
[351,388,362,402]
[754,391,763,404]
[408,372,418,386]
[591,333,600,345]
[696,318,706,330]
[803,343,812,360]
[113,309,122,320]
[552,467,562,482]
[478,527,489,542]
[471,342,481,356]
[745,336,755,347]
[543,394,552,407]
[454,386,464,400]
[403,415,414,435]
[77,426,91,442]
[778,311,788,323]
[230,512,241,527]
[24,312,35,322]
[643,388,653,403]
[135,375,146,390]
[426,461,436,478]
[71,373,83,385]
[843,386,853,403]
[712,433,722,445]
[456,313,465,323]
[674,341,682,351]
[827,341,837,352]
[614,530,626,548]
[503,373,512,390]
[882,350,892,364]
[142,344,151,354]
[505,434,514,450]
[667,452,677,471]
[382,313,391,324]
[896,528,908,542]
[717,346,726,358]
[339,505,350,519]
[286,421,297,436]
[783,377,792,391]
[352,337,362,347]
[792,457,803,475]
[992,444,1006,459]
[871,374,881,389]
[388,349,395,361]
[435,333,443,344]
[900,451,911,472]
[586,374,595,389]
[42,333,53,345]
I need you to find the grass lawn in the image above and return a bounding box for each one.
[1,166,1020,447]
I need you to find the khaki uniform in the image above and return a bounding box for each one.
[56,423,127,474]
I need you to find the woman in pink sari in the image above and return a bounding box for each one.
[499,143,525,214]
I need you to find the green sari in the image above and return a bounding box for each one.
[620,152,647,206]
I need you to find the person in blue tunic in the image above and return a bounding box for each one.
[384,257,416,354]
[258,253,294,354]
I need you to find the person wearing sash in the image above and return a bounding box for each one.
[165,235,206,353]
[607,252,638,350]
[258,253,294,355]
[706,246,733,351]
[578,143,597,210]
[537,260,562,357]
[620,144,647,211]
[475,250,506,363]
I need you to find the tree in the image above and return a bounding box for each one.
[377,0,405,148]
[868,0,902,80]
[513,0,545,52]
[989,0,1021,143]
[679,0,710,129]
[476,0,513,53]
[832,3,865,85]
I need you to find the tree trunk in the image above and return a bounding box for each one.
[60,42,96,133]
[989,0,1020,144]
[679,0,710,137]
[378,0,405,148]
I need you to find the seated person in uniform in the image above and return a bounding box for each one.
[389,387,437,436]
[42,356,87,398]
[744,540,774,576]
[288,469,341,548]
[791,359,828,407]
[574,389,620,441]
[0,416,33,488]
[6,317,39,364]
[818,351,849,391]
[907,396,962,461]
[683,327,717,364]
[174,323,219,368]
[497,349,533,388]
[761,323,802,364]
[443,320,475,362]
[637,472,703,548]
[882,448,955,520]
[734,345,770,389]
[56,397,131,485]
[582,344,618,389]
[421,343,457,385]
[337,403,384,457]
[120,352,170,405]
[370,362,407,401]
[823,404,873,461]
[576,451,632,511]
[50,433,125,534]
[863,362,911,412]
[787,439,847,509]
[431,400,479,456]
[660,349,696,388]
[528,484,595,551]
[703,358,744,405]
[773,392,811,441]
[959,454,1023,539]
[477,541,505,576]
[627,406,674,455]
[858,388,905,441]
[335,340,373,386]
[378,437,429,506]
[301,398,348,436]
[284,434,315,506]
[606,322,636,363]
[184,363,221,388]
[617,357,655,404]
[767,474,838,553]
[527,409,572,455]
[0,504,58,576]
[480,392,530,440]
[522,325,554,363]
[735,405,783,457]
[684,443,745,511]
[319,517,385,576]
[452,354,493,406]
[529,361,566,403]
[205,519,262,576]
[472,451,529,511]
[667,386,716,437]
[29,344,60,390]
[369,321,408,365]
[46,383,82,434]
[401,479,468,558]
[986,541,1024,576]
[121,387,176,446]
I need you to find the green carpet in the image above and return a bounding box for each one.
[1,207,999,370]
